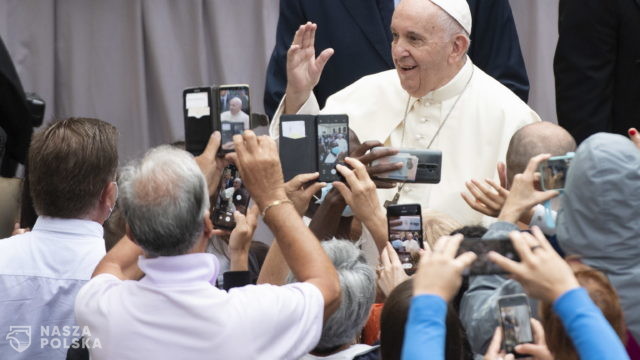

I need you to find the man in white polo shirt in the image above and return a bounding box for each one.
[74,132,340,360]
[0,118,118,360]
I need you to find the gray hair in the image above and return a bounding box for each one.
[229,97,242,106]
[287,239,376,352]
[432,2,470,51]
[119,145,210,256]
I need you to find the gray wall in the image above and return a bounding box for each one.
[0,0,558,162]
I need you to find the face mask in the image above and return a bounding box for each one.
[315,184,353,217]
[331,147,341,155]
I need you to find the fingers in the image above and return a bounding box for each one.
[485,178,509,198]
[629,128,640,149]
[351,140,383,158]
[232,210,247,227]
[287,172,320,190]
[488,249,523,275]
[380,244,392,268]
[344,157,369,182]
[509,231,535,264]
[485,327,503,357]
[529,318,547,345]
[358,145,398,163]
[524,153,551,175]
[315,48,334,73]
[514,343,549,358]
[455,251,478,269]
[332,181,353,204]
[201,131,221,159]
[535,189,560,203]
[442,234,463,258]
[468,180,501,209]
[245,205,260,228]
[290,23,306,47]
[530,226,554,252]
[335,163,359,188]
[497,162,508,189]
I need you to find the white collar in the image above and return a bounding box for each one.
[32,216,104,239]
[138,253,220,286]
[409,56,473,109]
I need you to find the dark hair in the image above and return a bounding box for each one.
[28,118,118,218]
[450,225,488,238]
[380,279,471,360]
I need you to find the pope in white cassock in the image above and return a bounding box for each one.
[269,0,540,225]
[220,97,250,130]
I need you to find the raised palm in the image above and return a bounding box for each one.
[286,22,334,95]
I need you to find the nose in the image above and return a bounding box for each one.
[392,39,409,60]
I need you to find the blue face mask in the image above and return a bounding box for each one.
[331,146,341,155]
[315,184,353,217]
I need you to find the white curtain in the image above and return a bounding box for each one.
[1,0,557,162]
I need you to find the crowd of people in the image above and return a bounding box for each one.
[1,0,639,359]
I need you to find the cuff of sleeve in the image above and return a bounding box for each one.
[553,287,589,317]
[269,93,320,139]
[410,294,447,322]
[223,271,251,291]
[529,204,557,236]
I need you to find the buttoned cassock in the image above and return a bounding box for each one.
[270,58,540,225]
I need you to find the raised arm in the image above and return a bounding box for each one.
[231,131,340,319]
[283,22,334,114]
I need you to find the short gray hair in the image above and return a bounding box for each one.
[287,239,376,352]
[433,3,470,50]
[119,145,210,256]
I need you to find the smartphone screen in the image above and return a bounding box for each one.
[457,238,520,275]
[183,87,213,156]
[217,85,250,153]
[387,204,423,275]
[498,294,533,355]
[540,153,574,191]
[212,164,251,230]
[317,115,349,182]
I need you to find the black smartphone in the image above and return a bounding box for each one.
[456,238,520,275]
[279,115,318,182]
[212,164,251,230]
[317,115,349,182]
[539,152,574,191]
[183,86,214,156]
[370,147,442,183]
[217,84,251,154]
[498,294,533,357]
[387,204,423,275]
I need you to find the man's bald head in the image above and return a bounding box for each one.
[506,122,576,188]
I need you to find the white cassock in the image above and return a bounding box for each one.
[220,110,250,130]
[270,57,540,226]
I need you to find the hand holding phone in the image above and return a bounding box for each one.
[370,147,442,184]
[539,152,574,191]
[456,237,520,275]
[386,204,424,275]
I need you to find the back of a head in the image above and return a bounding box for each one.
[557,133,640,268]
[505,122,576,187]
[540,261,627,360]
[422,209,461,248]
[28,117,118,218]
[287,239,375,354]
[381,279,470,360]
[119,145,209,257]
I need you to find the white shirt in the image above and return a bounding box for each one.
[299,344,378,360]
[75,253,324,360]
[221,109,250,129]
[0,217,105,360]
[270,57,540,225]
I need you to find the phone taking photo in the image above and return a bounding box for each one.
[217,84,250,154]
[317,115,349,182]
[183,86,214,156]
[539,152,574,191]
[370,147,442,184]
[498,294,533,357]
[212,164,251,230]
[387,204,423,275]
[456,237,520,275]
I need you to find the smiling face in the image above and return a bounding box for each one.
[391,0,461,98]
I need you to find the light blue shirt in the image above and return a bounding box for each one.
[0,216,105,359]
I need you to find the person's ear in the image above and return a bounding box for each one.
[101,181,118,210]
[449,34,469,64]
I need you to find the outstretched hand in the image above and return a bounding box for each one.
[461,178,509,218]
[284,22,334,114]
[489,227,580,303]
[413,234,476,302]
[284,172,327,216]
[498,154,559,224]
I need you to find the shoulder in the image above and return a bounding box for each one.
[323,69,403,112]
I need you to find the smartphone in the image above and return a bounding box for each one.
[279,115,318,182]
[371,147,442,184]
[217,84,251,154]
[183,86,214,156]
[498,294,533,357]
[212,164,251,230]
[317,115,349,182]
[387,204,423,275]
[456,238,520,275]
[539,152,575,191]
